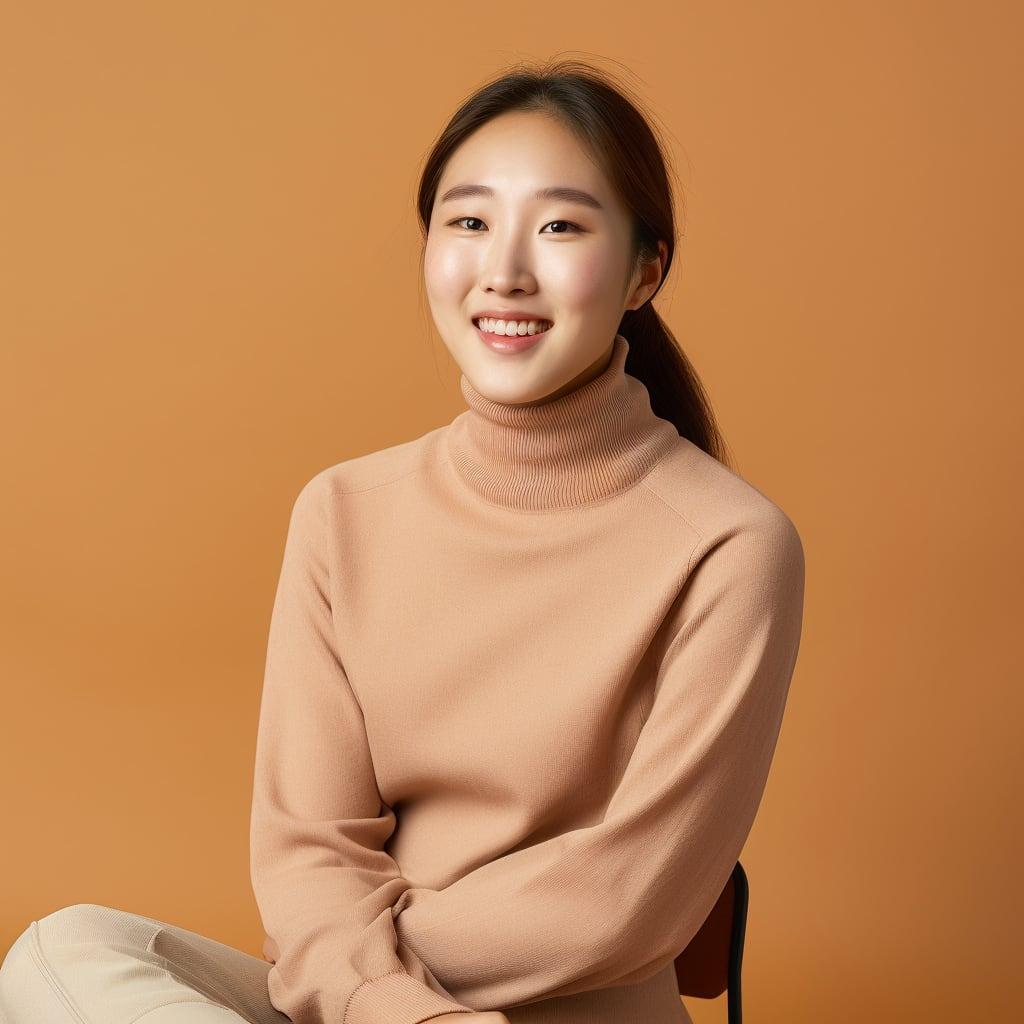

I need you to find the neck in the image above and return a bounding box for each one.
[444,333,680,512]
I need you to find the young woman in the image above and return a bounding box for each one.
[0,60,805,1024]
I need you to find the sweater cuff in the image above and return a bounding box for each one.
[344,970,475,1024]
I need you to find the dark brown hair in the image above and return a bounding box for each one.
[415,56,731,465]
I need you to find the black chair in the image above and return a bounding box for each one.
[672,861,749,1024]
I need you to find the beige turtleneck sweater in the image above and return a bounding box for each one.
[249,333,806,1024]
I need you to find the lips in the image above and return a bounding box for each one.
[474,319,551,354]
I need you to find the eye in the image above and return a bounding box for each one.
[449,217,583,234]
[542,220,583,234]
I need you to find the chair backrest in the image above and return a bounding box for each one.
[673,861,748,999]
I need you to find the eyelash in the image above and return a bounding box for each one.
[449,217,583,234]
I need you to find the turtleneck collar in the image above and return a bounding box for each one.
[444,333,680,512]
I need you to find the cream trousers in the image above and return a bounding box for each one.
[0,903,288,1023]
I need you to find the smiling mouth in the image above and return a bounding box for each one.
[472,317,554,337]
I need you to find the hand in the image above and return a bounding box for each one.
[430,1014,510,1023]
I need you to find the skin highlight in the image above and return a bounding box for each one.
[424,109,667,408]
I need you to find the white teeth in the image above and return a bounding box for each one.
[475,317,552,336]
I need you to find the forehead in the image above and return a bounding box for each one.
[437,112,610,208]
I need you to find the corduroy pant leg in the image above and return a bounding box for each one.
[0,903,290,1024]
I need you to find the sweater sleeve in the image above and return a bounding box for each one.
[392,511,806,1012]
[249,476,478,1024]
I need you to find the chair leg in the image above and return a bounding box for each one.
[727,862,749,1024]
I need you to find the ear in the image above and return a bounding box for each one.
[627,240,668,311]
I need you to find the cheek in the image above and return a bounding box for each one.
[545,247,623,306]
[424,239,475,301]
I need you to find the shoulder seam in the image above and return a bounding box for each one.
[326,462,427,498]
[639,479,708,578]
[640,478,705,543]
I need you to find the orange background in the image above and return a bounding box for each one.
[1,3,1020,1022]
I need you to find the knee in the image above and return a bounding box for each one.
[33,903,133,952]
[0,906,125,1014]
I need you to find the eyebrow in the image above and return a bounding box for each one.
[438,183,604,211]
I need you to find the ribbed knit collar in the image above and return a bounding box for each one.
[444,333,680,512]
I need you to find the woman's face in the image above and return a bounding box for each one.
[424,110,664,407]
